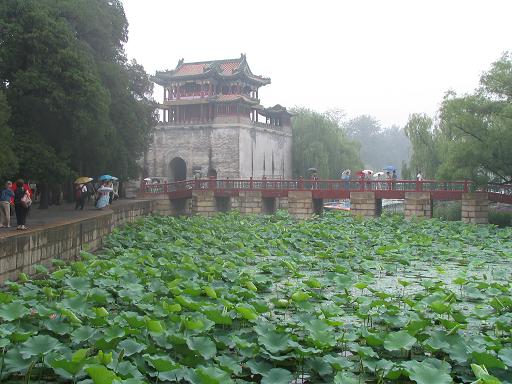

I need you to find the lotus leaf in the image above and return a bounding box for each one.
[20,334,61,358]
[187,336,217,360]
[407,361,453,384]
[118,338,145,356]
[0,302,30,321]
[383,331,417,351]
[261,368,293,384]
[86,364,119,384]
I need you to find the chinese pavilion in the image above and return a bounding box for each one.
[147,54,292,181]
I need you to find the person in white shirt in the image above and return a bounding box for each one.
[416,172,423,181]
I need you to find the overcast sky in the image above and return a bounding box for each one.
[122,0,511,127]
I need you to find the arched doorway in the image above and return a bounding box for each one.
[207,168,217,178]
[169,157,187,181]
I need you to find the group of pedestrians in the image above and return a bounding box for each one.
[0,179,33,230]
[74,179,116,210]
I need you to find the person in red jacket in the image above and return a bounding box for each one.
[11,181,33,199]
[12,179,32,230]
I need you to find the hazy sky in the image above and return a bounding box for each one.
[122,0,511,127]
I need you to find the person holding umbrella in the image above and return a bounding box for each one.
[96,175,114,209]
[74,177,92,210]
[383,166,397,190]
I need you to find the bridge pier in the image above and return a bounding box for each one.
[191,190,216,217]
[462,192,489,224]
[350,192,381,217]
[404,192,432,219]
[236,191,263,215]
[288,191,315,219]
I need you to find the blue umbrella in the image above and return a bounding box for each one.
[383,165,397,172]
[99,174,114,181]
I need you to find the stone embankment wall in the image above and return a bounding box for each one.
[0,200,152,284]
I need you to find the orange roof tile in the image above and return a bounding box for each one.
[174,59,242,77]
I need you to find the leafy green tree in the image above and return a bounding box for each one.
[404,113,442,179]
[0,90,17,179]
[291,108,362,178]
[438,52,512,183]
[405,52,512,183]
[0,0,157,205]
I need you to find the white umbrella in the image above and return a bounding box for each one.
[362,169,373,175]
[143,177,152,182]
[373,171,385,178]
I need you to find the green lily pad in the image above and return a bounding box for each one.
[20,335,61,358]
[261,368,293,384]
[471,351,506,369]
[117,338,145,356]
[384,330,417,351]
[258,330,291,354]
[498,348,512,367]
[333,371,360,384]
[0,302,30,321]
[86,364,119,384]
[408,361,453,384]
[187,336,217,360]
[71,326,97,343]
[194,365,234,384]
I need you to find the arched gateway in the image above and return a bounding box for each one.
[169,157,187,181]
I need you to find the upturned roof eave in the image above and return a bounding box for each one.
[153,71,270,86]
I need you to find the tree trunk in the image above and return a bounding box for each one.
[39,183,49,209]
[64,180,74,203]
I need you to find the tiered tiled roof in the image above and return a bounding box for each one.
[153,54,271,86]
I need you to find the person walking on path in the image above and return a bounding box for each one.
[0,181,14,228]
[96,181,113,209]
[74,183,87,210]
[13,179,31,230]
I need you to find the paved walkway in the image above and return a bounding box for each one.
[0,199,144,239]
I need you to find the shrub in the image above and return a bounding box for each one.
[489,210,512,227]
[433,201,461,221]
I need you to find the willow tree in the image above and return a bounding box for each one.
[292,108,362,178]
[437,52,512,183]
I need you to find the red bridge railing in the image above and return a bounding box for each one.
[141,178,474,195]
[140,179,512,203]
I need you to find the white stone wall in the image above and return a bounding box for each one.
[147,119,292,180]
[239,124,292,179]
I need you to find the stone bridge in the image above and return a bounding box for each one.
[142,179,512,224]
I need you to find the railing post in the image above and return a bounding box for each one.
[249,177,253,190]
[164,183,168,194]
[298,177,304,189]
[464,179,468,193]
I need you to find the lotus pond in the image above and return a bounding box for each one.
[1,212,512,384]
